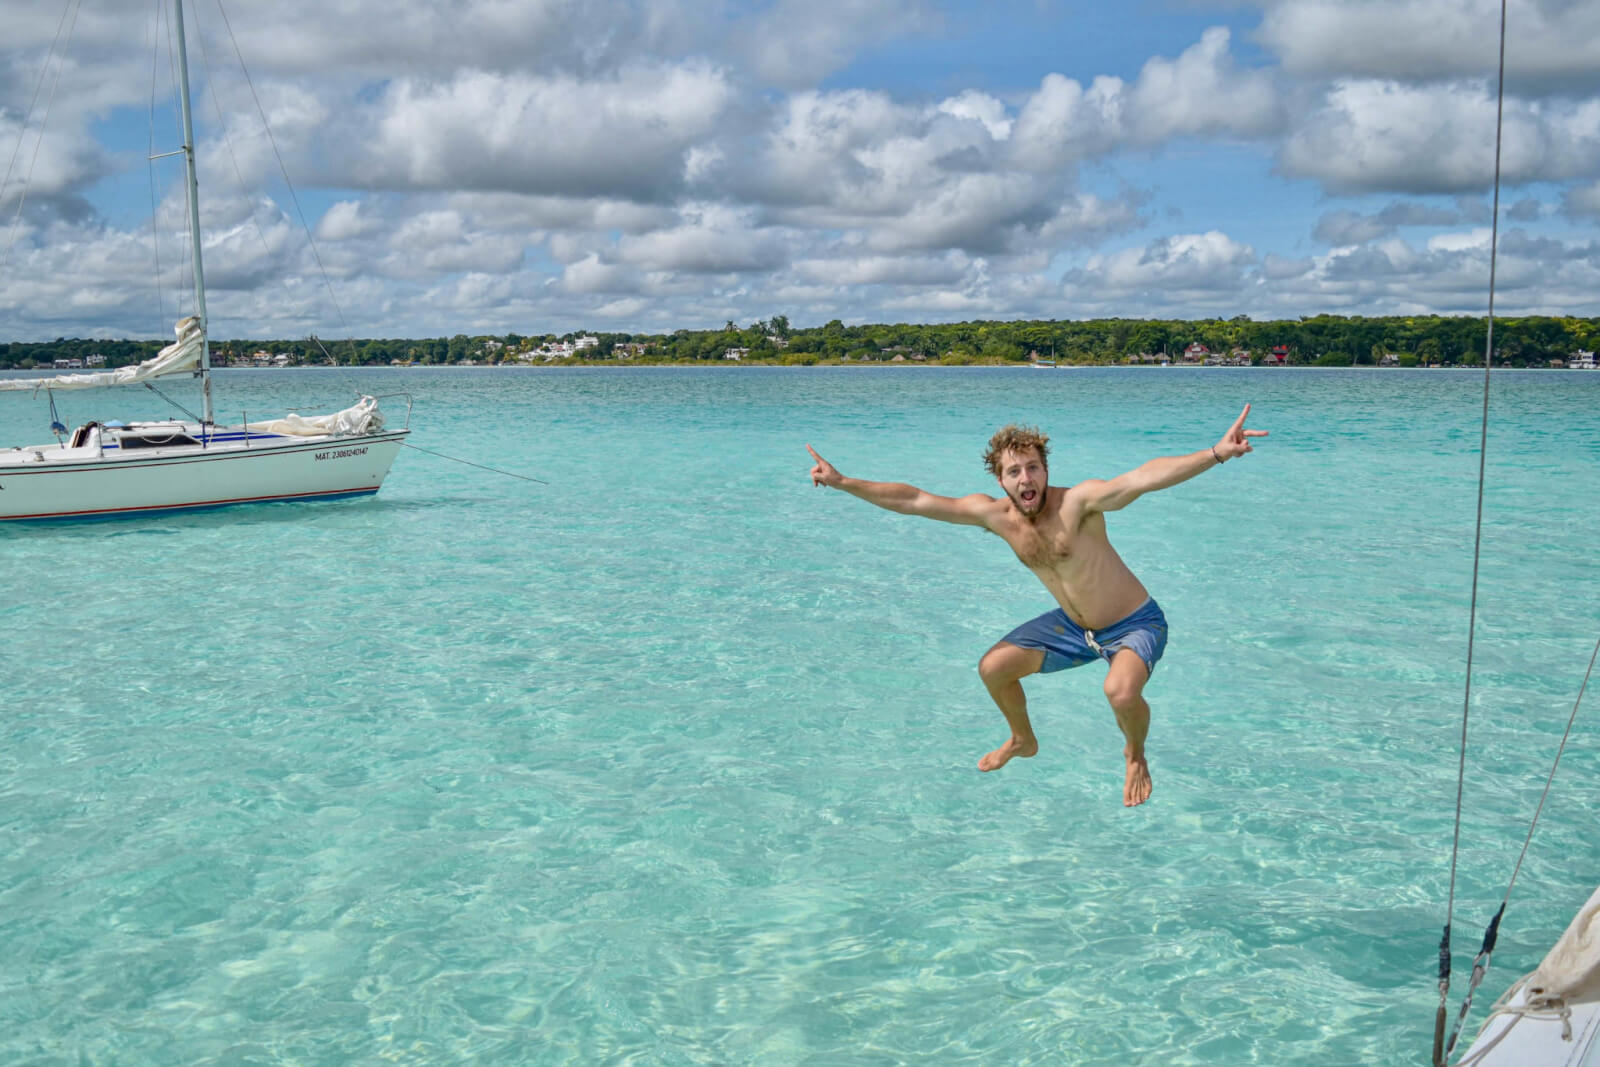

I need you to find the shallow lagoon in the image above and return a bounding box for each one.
[3,365,1598,1063]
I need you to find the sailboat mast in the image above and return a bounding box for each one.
[171,0,213,424]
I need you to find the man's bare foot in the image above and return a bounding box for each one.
[1123,752,1153,807]
[978,735,1038,772]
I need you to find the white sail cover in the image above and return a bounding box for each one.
[247,395,385,437]
[1525,885,1600,1007]
[0,316,205,392]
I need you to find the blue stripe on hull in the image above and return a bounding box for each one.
[7,487,381,523]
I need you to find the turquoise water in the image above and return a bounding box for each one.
[3,366,1598,1064]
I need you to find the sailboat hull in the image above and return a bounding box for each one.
[0,429,408,521]
[1454,980,1600,1065]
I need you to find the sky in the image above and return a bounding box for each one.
[2,0,1600,342]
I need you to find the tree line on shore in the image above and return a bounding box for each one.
[5,313,1597,370]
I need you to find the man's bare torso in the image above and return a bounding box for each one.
[987,484,1150,628]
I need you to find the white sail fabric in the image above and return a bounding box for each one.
[1525,885,1600,1007]
[246,395,385,437]
[0,316,205,392]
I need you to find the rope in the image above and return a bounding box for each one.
[1434,2,1508,1062]
[402,443,549,484]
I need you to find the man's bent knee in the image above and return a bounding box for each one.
[1102,652,1150,709]
[980,642,1042,685]
[1103,680,1145,711]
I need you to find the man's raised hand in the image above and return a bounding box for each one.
[807,444,841,487]
[1216,404,1268,462]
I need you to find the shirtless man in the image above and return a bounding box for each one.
[806,405,1265,806]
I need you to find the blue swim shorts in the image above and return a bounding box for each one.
[1001,598,1169,677]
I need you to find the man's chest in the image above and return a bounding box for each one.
[1007,518,1082,568]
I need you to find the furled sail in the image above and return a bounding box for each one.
[0,316,205,392]
[1525,884,1600,1008]
[246,396,385,437]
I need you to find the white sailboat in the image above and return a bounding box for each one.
[0,0,408,522]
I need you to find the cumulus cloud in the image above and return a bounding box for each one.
[792,251,972,287]
[1564,180,1600,218]
[1498,229,1593,260]
[439,193,675,236]
[865,173,1059,254]
[1262,253,1315,280]
[1279,80,1598,194]
[594,296,649,319]
[183,0,706,82]
[196,84,330,189]
[360,63,734,200]
[1011,28,1283,173]
[0,218,199,331]
[1506,197,1544,221]
[316,200,383,241]
[1009,74,1129,171]
[0,114,113,217]
[1314,201,1466,244]
[383,210,526,277]
[938,91,1014,142]
[728,90,1046,257]
[559,253,644,294]
[1040,224,1600,321]
[743,89,913,208]
[615,207,791,274]
[1127,28,1284,142]
[1075,231,1257,292]
[731,79,1155,260]
[1315,211,1390,246]
[1259,0,1600,92]
[732,0,936,89]
[5,1,1600,339]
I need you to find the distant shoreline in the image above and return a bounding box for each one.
[9,310,1597,372]
[2,361,1592,375]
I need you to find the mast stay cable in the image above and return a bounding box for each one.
[1,0,83,273]
[1434,2,1600,1061]
[1432,1,1509,1059]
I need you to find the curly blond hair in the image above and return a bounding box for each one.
[983,424,1049,478]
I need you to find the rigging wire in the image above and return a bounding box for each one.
[210,0,357,350]
[1434,2,1508,1062]
[154,1,364,407]
[1,0,83,273]
[1435,0,1600,1059]
[147,0,171,331]
[142,380,202,424]
[188,26,346,379]
[189,13,285,310]
[1444,637,1600,1063]
[200,0,370,388]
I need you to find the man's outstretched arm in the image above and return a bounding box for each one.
[807,444,995,527]
[1077,404,1268,514]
